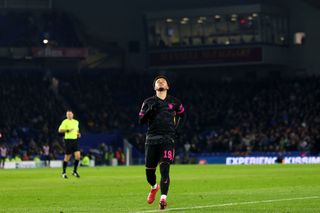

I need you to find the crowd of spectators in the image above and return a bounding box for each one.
[174,77,320,156]
[0,71,66,161]
[1,70,320,163]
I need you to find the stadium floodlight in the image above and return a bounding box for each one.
[198,17,206,24]
[43,39,49,44]
[166,18,173,23]
[182,17,189,21]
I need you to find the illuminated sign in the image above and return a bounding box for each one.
[226,156,320,165]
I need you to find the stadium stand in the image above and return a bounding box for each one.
[1,70,320,164]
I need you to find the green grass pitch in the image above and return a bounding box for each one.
[0,164,319,212]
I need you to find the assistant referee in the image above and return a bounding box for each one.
[58,110,81,179]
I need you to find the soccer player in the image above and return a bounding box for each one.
[139,75,185,210]
[58,110,81,178]
[0,144,7,169]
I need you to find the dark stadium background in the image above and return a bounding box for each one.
[1,0,320,167]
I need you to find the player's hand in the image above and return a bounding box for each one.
[77,133,81,138]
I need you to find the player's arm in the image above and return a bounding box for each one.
[58,128,73,133]
[58,120,73,133]
[58,129,72,133]
[77,122,81,138]
[139,100,158,125]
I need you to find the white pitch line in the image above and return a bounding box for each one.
[131,196,320,213]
